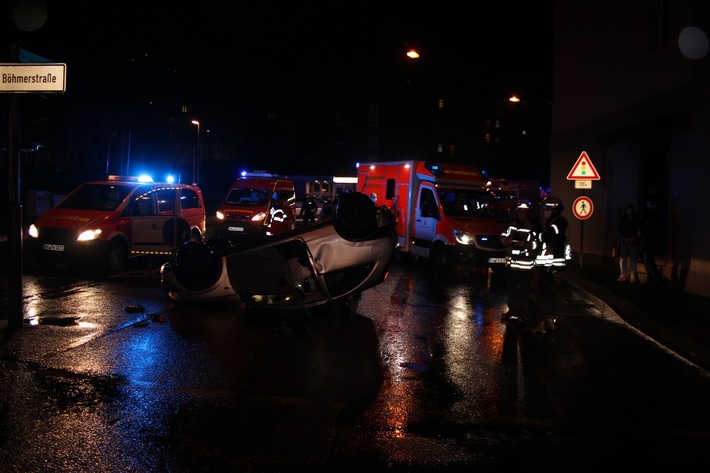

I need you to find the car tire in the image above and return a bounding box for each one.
[105,239,128,273]
[335,192,377,240]
[173,240,223,290]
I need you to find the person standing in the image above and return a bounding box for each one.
[501,201,540,324]
[617,204,641,282]
[300,193,318,226]
[641,199,661,287]
[266,192,289,236]
[319,196,338,220]
[533,197,569,333]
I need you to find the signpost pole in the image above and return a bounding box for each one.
[568,151,601,271]
[6,92,23,330]
[579,190,585,268]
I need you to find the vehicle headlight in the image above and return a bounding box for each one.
[216,211,225,220]
[28,224,39,238]
[77,229,102,241]
[252,211,267,222]
[453,229,473,245]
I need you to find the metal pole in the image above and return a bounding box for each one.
[7,93,23,330]
[196,123,200,185]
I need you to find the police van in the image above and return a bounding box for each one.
[27,175,207,273]
[214,171,296,240]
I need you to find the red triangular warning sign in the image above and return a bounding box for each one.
[567,151,600,180]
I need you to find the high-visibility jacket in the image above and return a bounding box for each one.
[536,214,569,268]
[501,218,539,271]
[267,203,288,236]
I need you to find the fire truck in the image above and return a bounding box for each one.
[357,161,508,272]
[214,171,296,240]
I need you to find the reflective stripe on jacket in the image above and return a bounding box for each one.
[501,221,539,271]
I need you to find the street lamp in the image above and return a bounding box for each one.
[191,120,200,185]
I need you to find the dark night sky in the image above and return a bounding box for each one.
[4,1,552,99]
[2,1,554,180]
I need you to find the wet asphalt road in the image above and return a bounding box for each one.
[2,257,710,471]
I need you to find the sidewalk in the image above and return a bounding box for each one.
[561,261,710,376]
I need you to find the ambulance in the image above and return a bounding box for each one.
[27,175,207,273]
[214,171,296,240]
[357,160,508,272]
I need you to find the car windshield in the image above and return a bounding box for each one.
[58,184,134,211]
[225,188,271,206]
[437,188,505,219]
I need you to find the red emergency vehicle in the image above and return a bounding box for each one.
[27,175,207,273]
[357,160,508,272]
[214,171,296,240]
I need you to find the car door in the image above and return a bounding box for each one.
[129,186,176,257]
[414,184,439,244]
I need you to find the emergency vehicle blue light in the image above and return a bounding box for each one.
[166,175,175,184]
[137,174,154,183]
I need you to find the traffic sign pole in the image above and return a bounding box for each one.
[567,152,600,269]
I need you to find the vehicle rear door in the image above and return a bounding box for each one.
[129,186,176,257]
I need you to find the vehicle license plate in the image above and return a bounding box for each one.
[488,257,507,264]
[228,226,244,232]
[43,244,65,252]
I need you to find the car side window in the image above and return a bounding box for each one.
[156,189,176,214]
[179,188,202,210]
[132,195,155,216]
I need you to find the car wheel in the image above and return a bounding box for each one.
[173,240,223,290]
[335,192,377,240]
[106,239,128,273]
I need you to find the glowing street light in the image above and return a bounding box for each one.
[191,120,200,185]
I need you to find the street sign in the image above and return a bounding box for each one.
[572,196,594,220]
[575,180,592,189]
[567,151,600,180]
[0,63,66,93]
[19,48,53,63]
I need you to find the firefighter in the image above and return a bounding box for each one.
[501,201,540,324]
[266,192,289,236]
[300,193,319,226]
[532,197,569,333]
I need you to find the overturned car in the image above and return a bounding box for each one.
[161,192,398,312]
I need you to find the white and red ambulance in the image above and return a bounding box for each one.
[357,160,508,272]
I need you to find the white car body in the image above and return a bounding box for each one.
[161,192,397,312]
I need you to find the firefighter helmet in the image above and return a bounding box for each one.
[541,197,564,211]
[515,201,531,211]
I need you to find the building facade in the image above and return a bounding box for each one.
[550,0,710,296]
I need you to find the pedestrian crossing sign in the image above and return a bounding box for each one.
[572,196,594,220]
[567,151,600,180]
